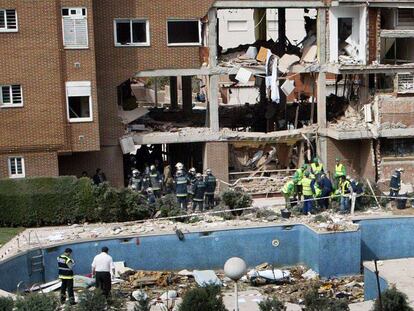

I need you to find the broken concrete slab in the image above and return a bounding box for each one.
[118,107,149,125]
[281,79,295,96]
[193,270,222,286]
[279,54,300,74]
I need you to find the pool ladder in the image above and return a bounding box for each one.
[28,249,45,283]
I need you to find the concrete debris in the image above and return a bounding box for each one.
[380,121,408,130]
[247,269,291,283]
[329,104,365,130]
[281,79,295,96]
[193,270,222,287]
[302,269,318,280]
[132,289,148,302]
[235,67,253,84]
[114,261,134,278]
[278,54,300,74]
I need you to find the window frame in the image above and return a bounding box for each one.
[113,18,150,47]
[0,9,18,33]
[61,7,89,49]
[65,81,93,123]
[0,84,23,108]
[8,157,25,178]
[166,19,202,47]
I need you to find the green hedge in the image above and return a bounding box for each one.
[0,177,151,227]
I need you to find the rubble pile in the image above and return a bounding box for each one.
[329,104,365,130]
[236,176,288,194]
[114,264,364,307]
[380,121,408,130]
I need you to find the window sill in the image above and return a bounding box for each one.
[0,29,18,33]
[114,43,150,47]
[0,104,24,109]
[167,43,201,47]
[69,118,93,123]
[9,175,25,179]
[64,46,90,50]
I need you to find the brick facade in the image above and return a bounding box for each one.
[203,142,229,185]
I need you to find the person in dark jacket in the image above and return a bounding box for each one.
[149,165,162,198]
[93,168,106,185]
[147,188,156,204]
[317,174,332,210]
[174,170,188,210]
[57,248,76,305]
[204,169,217,209]
[192,173,206,212]
[129,169,142,192]
[187,168,197,201]
[390,168,404,199]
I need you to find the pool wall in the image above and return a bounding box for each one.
[363,266,388,301]
[0,224,361,292]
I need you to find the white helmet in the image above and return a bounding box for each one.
[147,187,153,193]
[196,173,202,178]
[176,170,183,176]
[132,169,139,175]
[206,168,212,174]
[150,165,156,170]
[176,162,184,170]
[189,167,196,173]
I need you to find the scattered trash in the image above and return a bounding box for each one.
[132,289,148,302]
[248,269,291,284]
[74,275,95,288]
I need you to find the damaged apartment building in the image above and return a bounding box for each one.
[1,0,414,187]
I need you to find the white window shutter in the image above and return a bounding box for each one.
[63,17,88,47]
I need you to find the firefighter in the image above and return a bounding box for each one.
[294,164,308,196]
[192,173,206,212]
[149,165,162,198]
[129,169,142,192]
[187,168,197,199]
[57,248,76,305]
[390,168,404,199]
[174,170,188,210]
[204,168,217,209]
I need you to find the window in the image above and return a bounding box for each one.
[227,20,248,32]
[397,9,414,27]
[62,7,88,48]
[0,9,17,32]
[0,85,23,107]
[114,19,149,46]
[167,20,201,46]
[397,73,414,94]
[66,81,92,122]
[8,157,25,178]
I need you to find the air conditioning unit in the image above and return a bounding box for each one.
[397,73,414,94]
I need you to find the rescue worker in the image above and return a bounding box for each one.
[301,171,315,215]
[175,162,186,176]
[57,248,76,305]
[339,175,353,213]
[317,174,333,210]
[204,168,217,209]
[129,169,142,192]
[310,157,324,178]
[163,163,174,194]
[334,158,346,188]
[149,165,162,198]
[141,172,151,194]
[294,164,308,196]
[147,188,156,204]
[390,168,404,199]
[187,168,197,200]
[282,179,296,209]
[174,170,188,210]
[192,173,206,212]
[350,178,364,209]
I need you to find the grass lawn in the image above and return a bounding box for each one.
[0,227,25,246]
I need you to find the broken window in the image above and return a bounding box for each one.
[0,9,17,32]
[66,81,92,122]
[228,20,248,32]
[397,73,414,94]
[381,38,414,64]
[397,9,414,27]
[8,157,25,178]
[329,7,367,64]
[114,19,149,46]
[167,20,201,46]
[0,84,23,107]
[62,8,88,48]
[380,138,414,157]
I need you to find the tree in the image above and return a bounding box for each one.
[178,285,228,311]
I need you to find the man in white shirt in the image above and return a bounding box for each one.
[91,246,115,298]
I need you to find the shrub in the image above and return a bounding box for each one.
[304,287,349,311]
[155,194,187,221]
[373,286,413,311]
[15,293,59,311]
[0,297,14,311]
[0,177,152,227]
[221,189,252,216]
[258,296,286,311]
[178,285,228,311]
[75,289,108,311]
